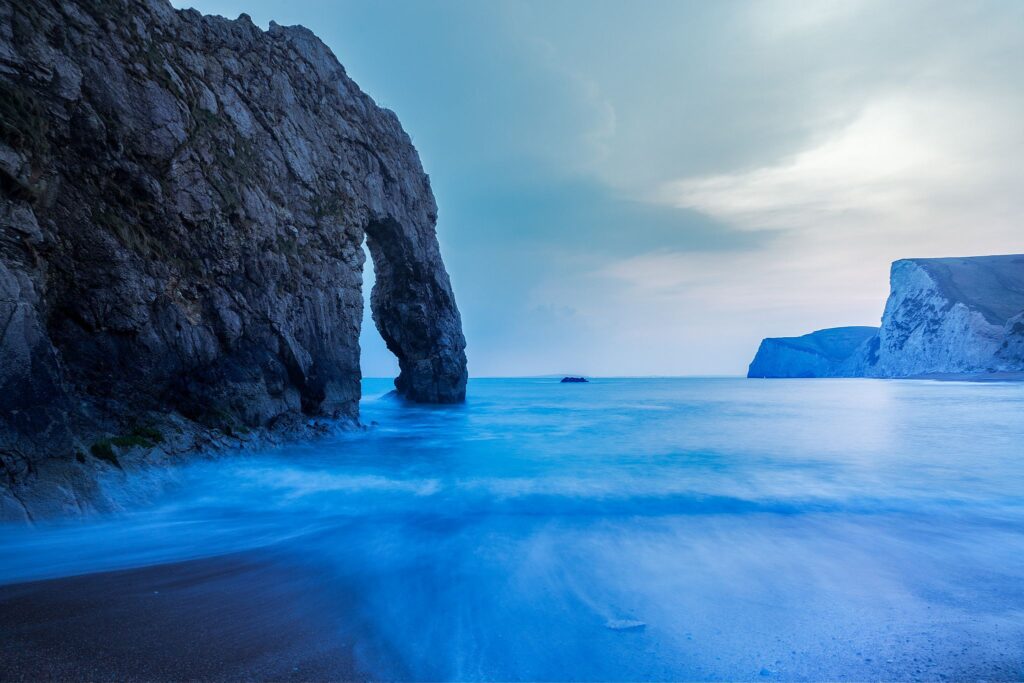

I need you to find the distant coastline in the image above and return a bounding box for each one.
[748,255,1024,380]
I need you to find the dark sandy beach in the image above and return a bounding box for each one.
[0,553,369,682]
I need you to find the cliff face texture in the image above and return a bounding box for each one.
[748,255,1024,379]
[747,327,878,378]
[860,256,1024,376]
[0,0,466,517]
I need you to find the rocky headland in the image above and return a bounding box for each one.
[0,0,467,519]
[747,327,878,378]
[749,255,1024,379]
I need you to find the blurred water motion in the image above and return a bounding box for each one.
[2,378,1023,680]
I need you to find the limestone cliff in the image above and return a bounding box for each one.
[858,255,1024,377]
[0,0,466,518]
[747,327,878,378]
[748,255,1024,379]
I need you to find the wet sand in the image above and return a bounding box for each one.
[0,552,368,682]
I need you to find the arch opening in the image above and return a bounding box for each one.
[361,217,467,403]
[359,243,400,382]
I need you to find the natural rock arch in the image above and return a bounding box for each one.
[0,0,468,477]
[364,217,467,403]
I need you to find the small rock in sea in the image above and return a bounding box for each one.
[759,668,773,677]
[605,619,645,631]
[561,376,589,383]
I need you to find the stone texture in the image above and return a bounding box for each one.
[860,255,1024,376]
[748,255,1024,378]
[0,0,466,517]
[747,327,878,378]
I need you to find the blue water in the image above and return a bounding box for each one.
[3,378,1024,680]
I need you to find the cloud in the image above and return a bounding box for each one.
[590,83,1024,373]
[657,90,1020,242]
[744,0,873,39]
[178,0,1024,375]
[464,0,1024,374]
[649,85,1023,276]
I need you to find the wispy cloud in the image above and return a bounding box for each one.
[655,91,1020,247]
[178,0,1024,375]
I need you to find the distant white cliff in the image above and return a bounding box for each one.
[748,327,878,378]
[749,255,1024,379]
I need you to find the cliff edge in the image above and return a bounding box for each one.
[747,327,878,378]
[0,0,467,518]
[748,255,1024,379]
[859,255,1024,377]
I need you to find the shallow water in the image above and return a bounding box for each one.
[3,378,1024,680]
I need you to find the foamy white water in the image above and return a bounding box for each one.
[2,378,1023,680]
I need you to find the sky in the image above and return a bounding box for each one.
[175,0,1024,377]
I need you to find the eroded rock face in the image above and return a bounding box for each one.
[747,327,878,378]
[748,255,1024,378]
[861,256,1024,376]
[0,0,466,483]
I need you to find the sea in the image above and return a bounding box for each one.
[1,377,1023,680]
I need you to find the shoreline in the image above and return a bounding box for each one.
[747,372,1024,382]
[902,371,1024,382]
[0,413,360,524]
[0,551,369,682]
[1,378,1022,680]
[5,374,1023,523]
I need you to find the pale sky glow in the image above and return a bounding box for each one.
[663,88,1023,236]
[175,0,1024,376]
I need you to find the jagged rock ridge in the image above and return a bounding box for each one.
[748,255,1024,379]
[0,0,467,517]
